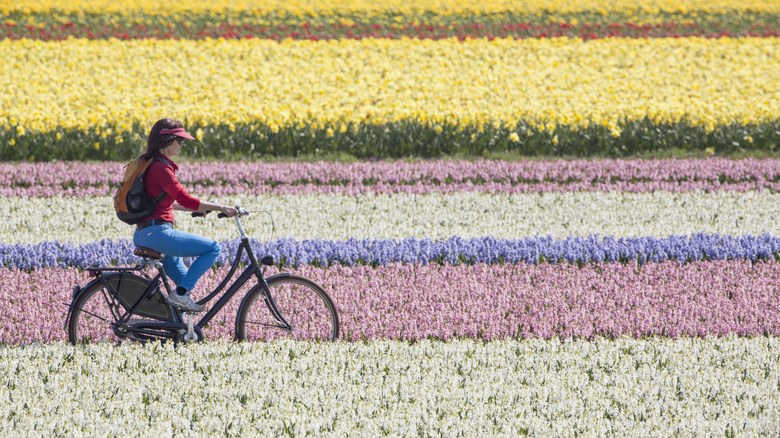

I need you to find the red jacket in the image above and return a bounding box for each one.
[143,154,200,223]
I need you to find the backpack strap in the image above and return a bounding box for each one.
[148,156,170,205]
[151,188,168,205]
[152,155,172,167]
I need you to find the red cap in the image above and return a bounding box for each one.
[159,128,196,140]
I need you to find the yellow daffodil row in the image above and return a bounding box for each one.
[3,0,779,17]
[1,37,777,136]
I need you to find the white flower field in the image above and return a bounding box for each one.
[3,191,780,244]
[2,338,779,436]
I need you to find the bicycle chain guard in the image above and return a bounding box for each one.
[106,274,174,321]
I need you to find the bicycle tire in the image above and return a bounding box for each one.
[235,275,339,342]
[68,278,127,344]
[68,273,170,344]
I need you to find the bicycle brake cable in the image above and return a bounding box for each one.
[245,210,276,241]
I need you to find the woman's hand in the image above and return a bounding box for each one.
[218,205,239,218]
[197,201,239,217]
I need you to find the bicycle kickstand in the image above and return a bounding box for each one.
[186,313,195,342]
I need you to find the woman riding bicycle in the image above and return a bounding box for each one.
[133,118,238,313]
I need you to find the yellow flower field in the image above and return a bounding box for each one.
[3,0,779,16]
[1,37,777,135]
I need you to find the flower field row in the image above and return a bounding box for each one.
[6,0,779,17]
[2,338,778,436]
[4,261,780,343]
[5,0,778,43]
[2,37,778,160]
[5,233,780,270]
[4,191,780,244]
[5,20,780,41]
[3,158,780,197]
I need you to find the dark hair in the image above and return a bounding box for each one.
[140,118,184,160]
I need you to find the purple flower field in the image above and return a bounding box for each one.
[5,260,779,344]
[2,158,780,196]
[4,233,780,270]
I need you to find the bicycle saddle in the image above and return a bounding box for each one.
[134,246,164,260]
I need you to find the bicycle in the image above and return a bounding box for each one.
[65,206,339,344]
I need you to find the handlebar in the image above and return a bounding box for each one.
[191,206,249,219]
[218,206,249,218]
[192,205,274,242]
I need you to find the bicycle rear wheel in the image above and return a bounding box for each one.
[67,280,126,344]
[67,273,171,344]
[236,275,339,342]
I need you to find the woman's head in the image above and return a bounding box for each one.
[141,118,195,159]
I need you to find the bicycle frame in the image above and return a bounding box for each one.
[192,235,290,331]
[67,211,292,341]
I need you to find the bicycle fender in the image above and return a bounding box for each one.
[264,272,291,282]
[63,277,107,330]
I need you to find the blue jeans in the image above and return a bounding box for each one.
[133,224,221,292]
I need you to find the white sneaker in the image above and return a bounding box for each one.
[167,292,205,313]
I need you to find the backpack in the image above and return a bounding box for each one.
[114,157,169,225]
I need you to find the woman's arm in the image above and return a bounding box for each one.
[186,201,238,217]
[172,202,190,212]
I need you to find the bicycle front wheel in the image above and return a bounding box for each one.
[236,275,339,342]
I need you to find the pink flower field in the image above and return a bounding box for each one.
[5,260,779,344]
[1,158,779,196]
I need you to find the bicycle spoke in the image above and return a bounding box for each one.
[70,284,123,344]
[69,304,114,325]
[241,320,292,330]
